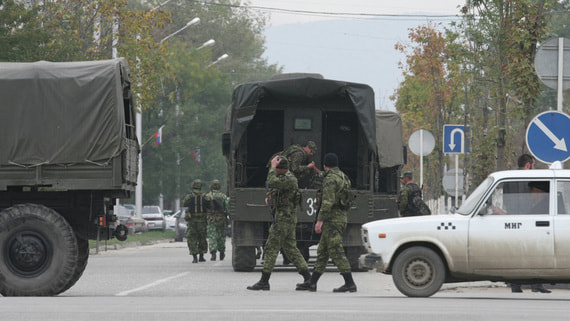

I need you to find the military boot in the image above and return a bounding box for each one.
[211,251,217,261]
[192,254,198,263]
[333,273,357,293]
[296,271,321,292]
[199,253,206,262]
[219,251,225,261]
[247,272,271,291]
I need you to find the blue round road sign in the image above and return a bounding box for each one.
[526,111,570,164]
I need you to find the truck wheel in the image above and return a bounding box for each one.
[0,204,78,296]
[59,235,89,294]
[346,246,367,272]
[232,244,256,272]
[392,246,445,297]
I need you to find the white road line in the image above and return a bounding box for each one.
[115,272,190,296]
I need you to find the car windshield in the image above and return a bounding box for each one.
[455,177,494,215]
[142,206,160,214]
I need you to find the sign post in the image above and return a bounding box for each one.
[443,125,470,206]
[535,37,570,112]
[408,129,435,188]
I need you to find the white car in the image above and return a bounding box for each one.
[360,169,570,297]
[141,205,165,231]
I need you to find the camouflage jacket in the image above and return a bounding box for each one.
[398,183,415,216]
[316,167,349,224]
[182,188,211,220]
[204,189,229,225]
[266,167,300,222]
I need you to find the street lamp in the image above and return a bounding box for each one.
[197,39,215,49]
[160,17,201,43]
[208,53,229,67]
[135,17,201,219]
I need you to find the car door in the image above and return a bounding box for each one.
[468,180,554,272]
[553,180,570,268]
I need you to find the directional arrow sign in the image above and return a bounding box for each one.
[443,125,470,154]
[526,111,570,164]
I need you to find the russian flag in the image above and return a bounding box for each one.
[154,126,164,146]
[191,147,201,164]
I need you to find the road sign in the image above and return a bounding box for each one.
[408,129,435,156]
[443,125,469,154]
[526,111,570,164]
[535,37,570,90]
[442,168,469,196]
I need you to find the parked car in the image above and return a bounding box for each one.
[115,204,147,235]
[141,205,166,231]
[164,210,176,230]
[172,209,187,242]
[359,169,570,297]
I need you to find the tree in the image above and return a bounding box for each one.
[393,23,467,199]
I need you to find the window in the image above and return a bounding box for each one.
[557,181,570,215]
[294,118,312,130]
[485,180,550,215]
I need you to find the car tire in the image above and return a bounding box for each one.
[0,204,78,296]
[59,234,89,294]
[392,246,445,297]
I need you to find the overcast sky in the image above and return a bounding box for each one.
[247,0,466,110]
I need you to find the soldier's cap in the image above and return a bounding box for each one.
[528,181,549,193]
[276,156,289,169]
[307,141,317,153]
[323,153,338,167]
[400,171,413,179]
[191,179,202,189]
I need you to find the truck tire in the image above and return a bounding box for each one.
[0,204,78,296]
[232,244,256,272]
[346,246,367,272]
[392,246,445,297]
[59,235,89,294]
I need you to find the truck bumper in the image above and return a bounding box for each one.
[359,253,384,272]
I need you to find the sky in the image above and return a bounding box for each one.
[246,0,466,110]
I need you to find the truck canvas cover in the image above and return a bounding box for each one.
[227,76,401,167]
[0,58,131,166]
[228,76,376,150]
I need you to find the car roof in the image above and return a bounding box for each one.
[489,169,570,180]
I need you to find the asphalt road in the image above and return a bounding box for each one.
[2,239,570,321]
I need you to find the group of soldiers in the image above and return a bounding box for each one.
[181,140,357,293]
[247,141,357,293]
[182,179,229,263]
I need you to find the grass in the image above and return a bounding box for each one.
[89,230,177,249]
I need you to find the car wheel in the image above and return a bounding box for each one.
[59,234,89,294]
[392,246,445,297]
[0,204,78,296]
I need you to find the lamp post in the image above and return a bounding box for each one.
[135,17,201,219]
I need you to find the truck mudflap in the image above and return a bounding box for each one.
[359,253,384,272]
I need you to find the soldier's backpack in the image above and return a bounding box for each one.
[406,183,431,216]
[187,193,205,214]
[336,172,356,211]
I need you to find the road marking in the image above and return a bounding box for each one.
[115,272,190,296]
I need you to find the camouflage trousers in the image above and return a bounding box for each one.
[207,223,226,253]
[262,218,308,274]
[314,222,351,274]
[186,215,208,255]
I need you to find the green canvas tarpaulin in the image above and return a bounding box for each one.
[0,58,132,166]
[227,76,377,152]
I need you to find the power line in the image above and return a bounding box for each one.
[191,1,464,21]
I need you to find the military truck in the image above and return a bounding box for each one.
[0,59,139,296]
[222,75,404,272]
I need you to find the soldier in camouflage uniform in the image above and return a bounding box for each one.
[247,156,311,291]
[183,179,210,263]
[204,179,229,261]
[297,153,357,293]
[270,141,320,184]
